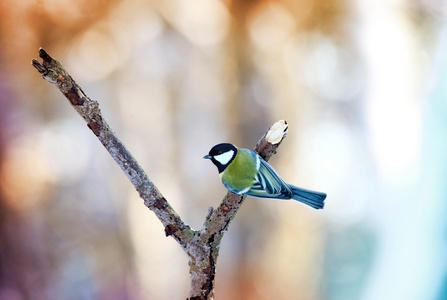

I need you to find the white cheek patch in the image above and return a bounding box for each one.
[214,150,234,165]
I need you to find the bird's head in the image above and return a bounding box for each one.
[204,143,237,173]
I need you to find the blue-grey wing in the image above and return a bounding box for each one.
[245,152,292,199]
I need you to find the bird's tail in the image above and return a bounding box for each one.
[288,185,326,209]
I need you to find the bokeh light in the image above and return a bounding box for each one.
[0,0,446,299]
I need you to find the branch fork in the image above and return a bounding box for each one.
[32,48,288,299]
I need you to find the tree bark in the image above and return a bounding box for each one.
[32,48,288,299]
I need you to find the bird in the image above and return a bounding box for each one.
[204,143,326,209]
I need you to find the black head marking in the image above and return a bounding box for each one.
[204,143,237,173]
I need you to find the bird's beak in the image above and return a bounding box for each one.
[203,154,212,159]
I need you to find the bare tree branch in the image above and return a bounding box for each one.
[32,48,193,249]
[32,48,288,299]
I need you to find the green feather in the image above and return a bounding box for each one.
[221,148,257,192]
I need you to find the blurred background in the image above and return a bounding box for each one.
[0,0,446,299]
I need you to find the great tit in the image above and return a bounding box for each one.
[204,143,326,209]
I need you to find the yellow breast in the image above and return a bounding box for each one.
[221,149,257,191]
